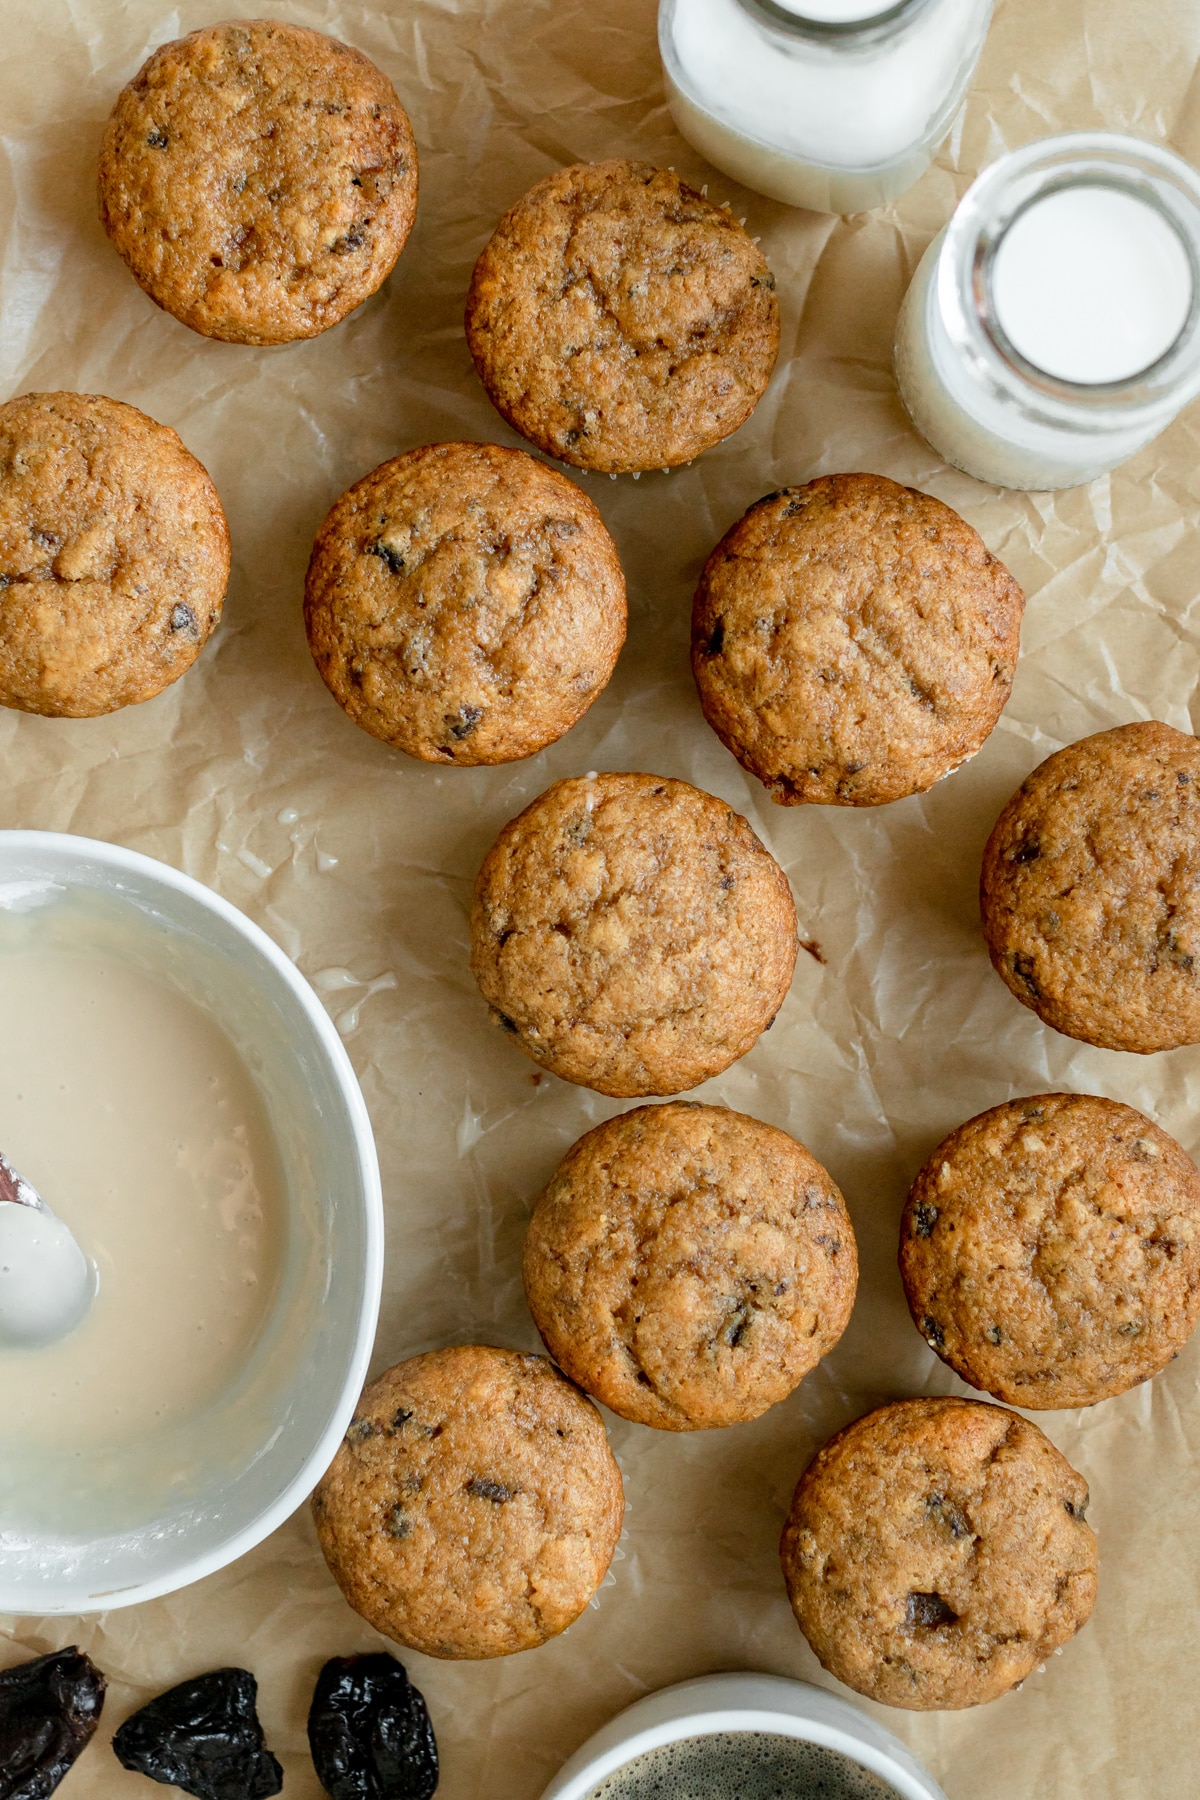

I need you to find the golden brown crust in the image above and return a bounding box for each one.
[303,442,627,763]
[691,474,1025,807]
[311,1345,624,1660]
[98,20,418,345]
[464,159,780,474]
[900,1094,1200,1408]
[0,391,228,716]
[469,773,798,1097]
[980,722,1200,1052]
[780,1397,1097,1710]
[523,1102,857,1430]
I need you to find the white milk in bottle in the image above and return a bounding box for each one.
[659,0,993,214]
[894,133,1200,489]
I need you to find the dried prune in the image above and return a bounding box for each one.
[464,1476,511,1503]
[905,1591,958,1629]
[368,540,405,575]
[308,1654,438,1800]
[911,1201,939,1238]
[112,1668,282,1800]
[447,705,483,741]
[0,1647,106,1800]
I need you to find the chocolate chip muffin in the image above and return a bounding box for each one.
[980,722,1200,1052]
[470,773,798,1096]
[691,474,1025,807]
[0,391,228,716]
[900,1094,1200,1409]
[780,1397,1097,1710]
[312,1346,624,1660]
[524,1102,857,1430]
[465,159,779,474]
[98,20,418,345]
[304,442,626,763]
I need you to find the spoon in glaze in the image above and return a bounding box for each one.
[0,1153,94,1347]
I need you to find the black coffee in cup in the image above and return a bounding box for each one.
[585,1729,899,1798]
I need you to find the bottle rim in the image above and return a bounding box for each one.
[936,131,1200,430]
[734,0,934,46]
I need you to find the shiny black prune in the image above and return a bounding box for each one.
[308,1653,439,1800]
[0,1646,106,1800]
[111,1668,282,1800]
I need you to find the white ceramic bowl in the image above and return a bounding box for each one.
[541,1672,948,1800]
[0,831,383,1614]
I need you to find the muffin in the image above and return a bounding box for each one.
[312,1346,624,1660]
[900,1093,1200,1407]
[691,474,1025,806]
[304,442,626,763]
[470,772,798,1096]
[980,721,1200,1052]
[524,1102,858,1430]
[0,391,228,716]
[465,159,779,474]
[98,20,418,344]
[780,1397,1097,1710]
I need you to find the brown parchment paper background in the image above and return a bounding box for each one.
[3,0,1200,1793]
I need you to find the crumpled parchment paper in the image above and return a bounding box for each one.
[3,0,1200,1793]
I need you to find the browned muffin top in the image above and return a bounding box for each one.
[524,1102,857,1429]
[980,721,1200,1052]
[901,1093,1200,1408]
[304,442,626,763]
[780,1396,1097,1710]
[99,20,418,344]
[470,773,798,1097]
[312,1345,624,1660]
[465,159,779,473]
[0,390,228,716]
[692,473,1025,807]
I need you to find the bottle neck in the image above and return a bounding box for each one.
[937,134,1200,434]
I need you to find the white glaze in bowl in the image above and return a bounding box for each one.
[0,831,383,1614]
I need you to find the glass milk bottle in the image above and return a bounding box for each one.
[894,133,1200,490]
[658,0,993,215]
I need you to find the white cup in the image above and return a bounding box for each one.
[0,830,383,1614]
[541,1672,947,1800]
